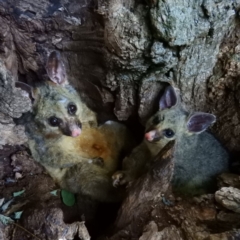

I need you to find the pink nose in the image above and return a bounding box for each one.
[144,130,156,142]
[71,128,81,137]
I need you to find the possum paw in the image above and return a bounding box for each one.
[112,171,128,187]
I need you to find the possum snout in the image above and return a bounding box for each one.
[61,119,82,137]
[145,129,162,142]
[69,125,81,137]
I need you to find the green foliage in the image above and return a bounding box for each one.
[13,190,25,197]
[61,190,75,207]
[0,214,14,225]
[13,211,23,220]
[0,198,4,207]
[50,190,58,196]
[1,199,13,212]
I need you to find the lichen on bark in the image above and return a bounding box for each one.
[0,61,31,148]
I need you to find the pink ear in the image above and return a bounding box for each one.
[159,86,178,110]
[187,112,216,133]
[46,51,68,85]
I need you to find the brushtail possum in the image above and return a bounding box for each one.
[112,85,229,195]
[21,51,133,202]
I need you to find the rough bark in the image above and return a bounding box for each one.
[0,60,31,148]
[0,0,240,239]
[0,208,90,240]
[215,187,240,213]
[1,0,240,148]
[100,0,240,152]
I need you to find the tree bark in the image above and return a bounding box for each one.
[1,0,240,239]
[1,0,240,149]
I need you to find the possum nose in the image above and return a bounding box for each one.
[71,127,81,137]
[145,130,157,141]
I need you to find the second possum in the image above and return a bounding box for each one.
[113,86,229,195]
[23,51,133,202]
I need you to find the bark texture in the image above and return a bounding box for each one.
[0,0,240,239]
[1,0,240,149]
[0,60,31,148]
[104,144,240,240]
[101,0,240,130]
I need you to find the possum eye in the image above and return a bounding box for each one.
[163,129,175,138]
[48,116,62,127]
[68,103,77,115]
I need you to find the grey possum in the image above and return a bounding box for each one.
[21,51,133,202]
[112,85,229,195]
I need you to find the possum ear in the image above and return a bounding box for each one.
[187,112,216,134]
[46,51,68,85]
[159,85,178,110]
[15,81,37,102]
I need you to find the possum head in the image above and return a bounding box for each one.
[32,51,83,138]
[144,86,216,149]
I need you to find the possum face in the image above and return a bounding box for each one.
[32,51,85,138]
[33,84,83,138]
[144,107,186,148]
[144,86,216,148]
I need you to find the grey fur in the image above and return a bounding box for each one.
[113,86,229,195]
[173,131,229,195]
[23,52,134,202]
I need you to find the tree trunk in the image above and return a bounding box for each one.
[1,0,240,239]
